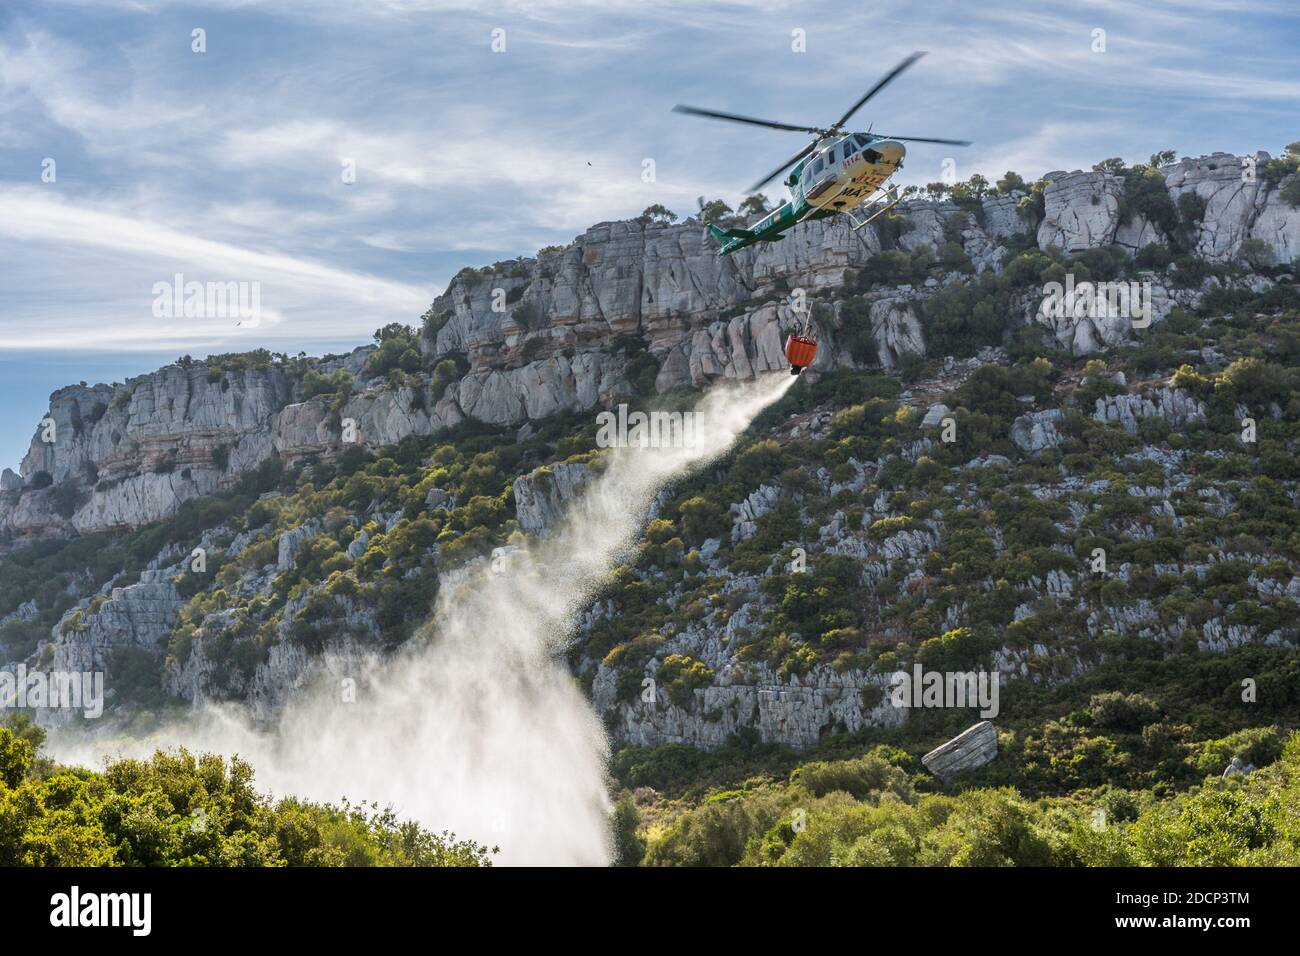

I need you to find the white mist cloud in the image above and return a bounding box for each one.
[50,372,796,865]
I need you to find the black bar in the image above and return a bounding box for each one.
[1,866,1278,942]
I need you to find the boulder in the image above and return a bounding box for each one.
[922,720,998,780]
[1011,409,1064,453]
[1222,755,1256,778]
[921,403,951,428]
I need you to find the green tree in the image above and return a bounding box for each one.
[610,791,646,866]
[995,170,1026,194]
[639,204,677,224]
[696,196,734,225]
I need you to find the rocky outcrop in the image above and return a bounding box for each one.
[667,300,809,386]
[1164,151,1300,263]
[869,296,926,368]
[1011,409,1064,453]
[1032,153,1300,265]
[981,192,1029,239]
[277,520,322,570]
[161,583,381,716]
[0,368,290,538]
[512,462,592,535]
[28,568,187,725]
[455,352,629,425]
[593,658,904,750]
[1093,388,1205,434]
[1038,170,1125,251]
[0,600,38,627]
[1250,183,1300,266]
[428,218,880,372]
[920,403,951,427]
[1222,755,1256,778]
[25,368,290,487]
[730,484,781,543]
[1033,278,1204,355]
[339,385,453,447]
[49,569,183,677]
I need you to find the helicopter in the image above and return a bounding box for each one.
[673,51,970,258]
[673,50,971,374]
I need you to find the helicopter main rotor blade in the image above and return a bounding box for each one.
[747,140,818,194]
[833,50,927,130]
[878,135,973,146]
[672,104,823,136]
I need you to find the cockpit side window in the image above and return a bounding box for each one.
[813,157,824,174]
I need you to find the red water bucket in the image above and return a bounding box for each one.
[784,334,817,375]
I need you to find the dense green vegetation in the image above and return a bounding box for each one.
[0,717,491,866]
[623,733,1300,866]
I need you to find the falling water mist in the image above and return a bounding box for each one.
[50,373,796,865]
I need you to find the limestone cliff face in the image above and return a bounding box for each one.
[1167,152,1300,263]
[1035,151,1299,259]
[1037,169,1128,252]
[2,150,1296,544]
[593,644,905,750]
[2,367,292,539]
[429,218,875,362]
[428,150,1297,413]
[426,216,879,402]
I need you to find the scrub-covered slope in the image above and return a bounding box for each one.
[1,149,1299,867]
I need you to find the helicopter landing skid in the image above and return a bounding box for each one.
[847,187,902,232]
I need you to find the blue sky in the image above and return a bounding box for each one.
[1,0,1297,472]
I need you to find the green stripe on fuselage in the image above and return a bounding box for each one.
[717,199,806,255]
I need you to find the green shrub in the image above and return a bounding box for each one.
[1089,691,1161,732]
[657,654,715,707]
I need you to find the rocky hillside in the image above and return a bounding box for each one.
[7,149,1295,541]
[3,147,1299,767]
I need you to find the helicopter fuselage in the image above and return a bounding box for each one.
[712,133,905,255]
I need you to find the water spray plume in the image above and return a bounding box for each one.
[51,373,796,865]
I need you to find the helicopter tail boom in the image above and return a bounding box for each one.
[706,222,755,253]
[708,223,753,241]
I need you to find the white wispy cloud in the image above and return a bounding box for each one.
[1,0,1293,365]
[0,186,435,350]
